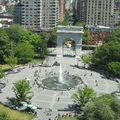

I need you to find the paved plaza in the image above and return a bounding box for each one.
[0,56,119,120]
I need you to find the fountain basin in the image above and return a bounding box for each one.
[42,76,78,90]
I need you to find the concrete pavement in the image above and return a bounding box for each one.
[0,57,119,120]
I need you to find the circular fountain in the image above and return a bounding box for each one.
[42,76,78,90]
[42,64,79,90]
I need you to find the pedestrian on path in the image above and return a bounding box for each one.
[6,79,8,83]
[96,83,98,86]
[57,97,60,101]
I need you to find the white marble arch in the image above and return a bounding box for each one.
[57,26,84,58]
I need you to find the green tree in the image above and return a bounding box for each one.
[0,28,11,63]
[58,9,69,26]
[21,29,40,55]
[74,22,85,27]
[0,66,5,78]
[82,94,120,120]
[82,29,93,45]
[92,41,120,66]
[37,40,48,58]
[5,24,24,44]
[73,22,92,45]
[81,54,92,65]
[0,20,5,24]
[83,99,115,120]
[71,87,96,108]
[21,30,40,46]
[108,62,120,75]
[48,27,57,47]
[40,31,49,42]
[64,9,69,22]
[4,53,17,69]
[104,26,120,43]
[104,34,120,43]
[14,43,34,64]
[6,6,13,13]
[12,79,32,103]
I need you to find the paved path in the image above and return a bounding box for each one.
[0,57,119,120]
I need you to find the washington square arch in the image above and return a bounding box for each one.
[56,26,84,58]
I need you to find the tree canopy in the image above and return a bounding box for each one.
[4,53,17,69]
[58,9,70,26]
[81,54,92,65]
[108,62,120,75]
[37,40,48,58]
[92,41,120,67]
[40,31,49,42]
[12,79,32,104]
[48,27,57,47]
[5,24,24,44]
[0,28,11,63]
[73,22,93,45]
[105,26,120,43]
[85,26,120,75]
[14,43,34,64]
[82,94,120,120]
[0,24,49,63]
[71,87,96,108]
[82,29,93,45]
[0,66,5,78]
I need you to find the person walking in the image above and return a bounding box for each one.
[57,97,60,101]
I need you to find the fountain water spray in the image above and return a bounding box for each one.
[59,64,63,83]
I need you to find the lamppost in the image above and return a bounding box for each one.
[39,64,42,73]
[77,58,79,67]
[85,64,88,76]
[38,47,41,59]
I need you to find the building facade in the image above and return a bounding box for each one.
[76,0,87,23]
[87,25,114,45]
[65,0,71,10]
[58,0,65,22]
[13,3,22,25]
[74,0,120,27]
[86,0,114,27]
[13,0,60,31]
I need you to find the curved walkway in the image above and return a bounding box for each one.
[0,57,118,120]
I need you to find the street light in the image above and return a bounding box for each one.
[85,64,88,76]
[38,47,41,59]
[77,58,79,67]
[39,64,42,73]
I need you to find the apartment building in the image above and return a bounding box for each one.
[75,0,87,23]
[58,0,65,21]
[13,3,22,25]
[87,25,114,45]
[65,0,71,10]
[86,0,114,27]
[13,0,59,31]
[74,0,119,27]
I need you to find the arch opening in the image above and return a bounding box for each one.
[56,26,84,58]
[62,38,76,57]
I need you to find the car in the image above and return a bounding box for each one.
[6,97,16,103]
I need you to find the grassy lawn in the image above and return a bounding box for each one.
[0,104,35,120]
[0,58,44,71]
[58,117,78,120]
[28,58,44,64]
[0,64,11,70]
